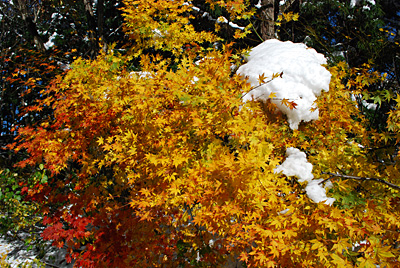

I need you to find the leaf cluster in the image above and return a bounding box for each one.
[0,168,47,256]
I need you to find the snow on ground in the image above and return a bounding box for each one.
[237,39,331,130]
[0,237,36,267]
[0,235,73,268]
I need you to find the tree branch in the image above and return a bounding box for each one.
[321,172,400,190]
[240,71,283,100]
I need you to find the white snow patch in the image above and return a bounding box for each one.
[352,240,368,251]
[44,32,58,50]
[0,237,35,267]
[129,71,153,80]
[278,208,290,215]
[51,13,63,20]
[57,61,71,71]
[237,39,331,130]
[350,0,360,7]
[351,94,378,110]
[305,179,335,205]
[217,16,245,30]
[152,28,164,39]
[274,147,313,183]
[191,6,200,12]
[275,147,335,205]
[363,100,377,110]
[351,0,375,9]
[0,235,73,268]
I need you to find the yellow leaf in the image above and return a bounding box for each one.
[269,92,277,99]
[140,188,151,197]
[97,136,104,145]
[331,253,347,266]
[377,247,396,259]
[358,257,377,268]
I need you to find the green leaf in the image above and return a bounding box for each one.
[41,175,48,184]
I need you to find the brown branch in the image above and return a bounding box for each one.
[321,172,400,190]
[41,261,63,268]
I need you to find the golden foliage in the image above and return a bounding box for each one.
[11,1,400,267]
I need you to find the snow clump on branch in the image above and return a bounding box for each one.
[275,147,335,205]
[237,39,331,130]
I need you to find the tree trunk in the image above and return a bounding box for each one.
[97,0,106,52]
[84,0,98,58]
[15,0,45,52]
[260,0,279,40]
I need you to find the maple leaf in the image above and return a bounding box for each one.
[140,188,152,197]
[258,73,268,85]
[357,257,377,268]
[97,137,104,145]
[281,98,298,109]
[239,252,249,263]
[269,92,277,99]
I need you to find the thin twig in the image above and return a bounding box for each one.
[41,261,63,268]
[318,176,335,186]
[240,72,283,100]
[321,172,400,190]
[248,19,264,42]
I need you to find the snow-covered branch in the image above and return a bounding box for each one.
[189,3,245,31]
[322,172,400,190]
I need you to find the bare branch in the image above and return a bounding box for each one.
[321,172,400,190]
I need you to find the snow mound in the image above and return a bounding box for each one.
[275,147,335,205]
[237,39,331,129]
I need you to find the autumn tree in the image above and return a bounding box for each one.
[0,1,127,264]
[0,0,128,174]
[9,0,400,267]
[280,0,400,130]
[0,0,126,163]
[275,0,400,180]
